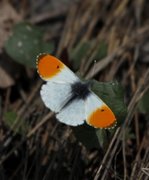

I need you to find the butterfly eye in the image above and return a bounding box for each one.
[101,109,105,112]
[57,65,60,69]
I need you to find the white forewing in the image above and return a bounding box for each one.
[40,82,72,112]
[48,65,79,83]
[85,93,104,120]
[56,99,85,126]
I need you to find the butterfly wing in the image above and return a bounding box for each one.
[41,81,85,126]
[40,81,72,113]
[56,99,85,126]
[85,93,116,128]
[36,54,79,83]
[37,54,85,126]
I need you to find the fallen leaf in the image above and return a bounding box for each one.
[0,66,15,88]
[0,0,22,52]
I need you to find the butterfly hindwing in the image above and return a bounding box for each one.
[56,99,85,126]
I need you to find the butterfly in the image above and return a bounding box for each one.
[36,54,116,128]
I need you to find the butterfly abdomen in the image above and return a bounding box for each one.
[59,81,90,110]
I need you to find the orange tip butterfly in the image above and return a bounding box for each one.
[36,54,116,129]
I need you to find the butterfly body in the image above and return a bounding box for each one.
[71,81,91,100]
[37,54,116,128]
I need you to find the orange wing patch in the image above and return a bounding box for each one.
[87,105,116,128]
[37,54,64,80]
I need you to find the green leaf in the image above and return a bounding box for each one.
[41,41,54,52]
[138,89,149,114]
[4,22,54,68]
[4,111,29,134]
[72,124,102,149]
[70,40,107,71]
[95,128,109,148]
[73,80,127,150]
[4,111,17,127]
[94,40,107,60]
[70,41,91,70]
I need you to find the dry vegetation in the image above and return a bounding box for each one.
[0,0,149,179]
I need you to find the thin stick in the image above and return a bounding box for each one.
[27,112,53,138]
[94,127,120,180]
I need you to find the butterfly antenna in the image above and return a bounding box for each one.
[91,60,97,78]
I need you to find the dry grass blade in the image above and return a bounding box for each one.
[141,168,149,177]
[27,112,54,138]
[94,127,121,180]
